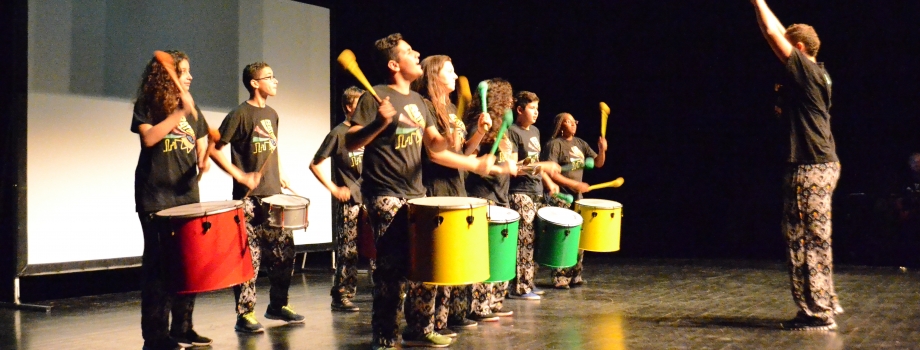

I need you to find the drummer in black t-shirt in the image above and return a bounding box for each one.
[412,55,492,336]
[310,86,365,312]
[752,0,842,332]
[344,33,493,350]
[131,50,213,350]
[543,112,607,289]
[212,62,305,333]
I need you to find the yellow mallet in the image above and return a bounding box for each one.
[337,49,381,103]
[588,177,624,191]
[600,101,610,138]
[456,76,472,119]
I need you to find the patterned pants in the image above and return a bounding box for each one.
[365,196,437,347]
[233,196,296,315]
[138,213,195,346]
[434,285,470,330]
[470,282,508,316]
[782,162,841,321]
[547,196,585,286]
[509,193,542,295]
[332,200,362,299]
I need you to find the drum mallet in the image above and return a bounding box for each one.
[337,49,382,103]
[489,109,514,156]
[553,193,574,204]
[560,157,594,172]
[588,177,625,191]
[600,101,610,138]
[153,51,197,120]
[457,76,472,120]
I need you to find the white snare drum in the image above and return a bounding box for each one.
[261,194,310,229]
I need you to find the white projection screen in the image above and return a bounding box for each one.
[26,0,332,271]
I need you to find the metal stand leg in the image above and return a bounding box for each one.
[0,277,52,312]
[300,252,308,270]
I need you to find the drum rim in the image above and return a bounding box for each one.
[537,207,584,227]
[487,205,521,223]
[574,198,623,209]
[407,196,489,210]
[261,194,311,207]
[155,200,243,218]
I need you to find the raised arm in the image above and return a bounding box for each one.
[752,0,793,63]
[346,96,395,151]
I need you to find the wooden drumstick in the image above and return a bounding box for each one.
[588,177,624,191]
[153,50,197,120]
[337,49,381,103]
[242,149,275,198]
[456,76,472,119]
[600,102,610,138]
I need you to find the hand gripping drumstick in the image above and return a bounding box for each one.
[456,76,472,120]
[560,157,595,172]
[153,51,197,121]
[600,102,610,138]
[489,109,514,156]
[588,177,624,191]
[553,193,574,204]
[337,49,382,103]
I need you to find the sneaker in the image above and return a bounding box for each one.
[400,331,452,348]
[370,345,396,350]
[834,305,844,315]
[437,327,458,338]
[143,339,186,350]
[235,312,265,333]
[533,287,546,295]
[781,315,838,331]
[469,313,500,322]
[492,307,513,317]
[171,329,212,347]
[331,297,360,312]
[447,317,478,329]
[265,305,306,323]
[508,292,541,300]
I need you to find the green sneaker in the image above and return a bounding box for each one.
[265,305,306,323]
[401,331,452,348]
[235,312,265,333]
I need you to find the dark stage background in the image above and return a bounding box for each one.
[332,1,920,265]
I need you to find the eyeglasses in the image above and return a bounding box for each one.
[255,75,276,81]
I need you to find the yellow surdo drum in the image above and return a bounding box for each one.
[574,199,623,252]
[407,197,490,285]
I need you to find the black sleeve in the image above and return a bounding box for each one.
[218,110,243,144]
[194,106,208,140]
[351,92,379,127]
[313,129,339,163]
[130,101,147,133]
[785,49,811,88]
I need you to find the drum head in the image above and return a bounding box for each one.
[262,194,310,207]
[487,205,520,223]
[537,207,583,227]
[575,198,622,209]
[408,196,488,210]
[156,200,242,218]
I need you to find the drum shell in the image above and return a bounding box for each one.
[484,206,520,283]
[162,206,254,294]
[407,197,490,285]
[535,207,583,268]
[575,200,623,252]
[262,195,310,229]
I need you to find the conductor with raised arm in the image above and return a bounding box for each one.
[751,0,842,331]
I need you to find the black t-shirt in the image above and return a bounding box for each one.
[314,121,363,203]
[542,137,597,199]
[132,102,209,213]
[422,101,466,197]
[351,85,436,199]
[776,49,838,164]
[217,102,282,199]
[508,123,543,195]
[465,123,512,206]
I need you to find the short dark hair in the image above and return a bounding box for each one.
[374,33,403,70]
[785,24,821,57]
[341,86,365,113]
[242,61,270,94]
[514,91,539,113]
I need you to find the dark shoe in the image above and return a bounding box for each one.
[265,305,306,323]
[143,339,186,350]
[507,292,541,300]
[469,313,500,322]
[437,327,458,338]
[331,297,360,312]
[370,345,396,350]
[235,312,265,333]
[781,315,837,331]
[171,329,212,347]
[447,317,478,329]
[400,331,452,347]
[491,307,513,317]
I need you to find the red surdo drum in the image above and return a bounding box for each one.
[156,200,254,294]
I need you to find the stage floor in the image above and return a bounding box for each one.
[2,258,919,349]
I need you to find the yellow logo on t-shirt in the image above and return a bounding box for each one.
[163,116,196,154]
[252,119,278,154]
[394,104,426,150]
